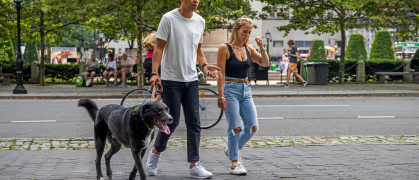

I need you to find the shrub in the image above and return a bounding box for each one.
[370,30,395,60]
[308,40,326,61]
[0,39,16,63]
[23,43,38,64]
[346,34,367,60]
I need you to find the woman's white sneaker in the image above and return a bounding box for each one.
[189,162,213,179]
[230,162,247,175]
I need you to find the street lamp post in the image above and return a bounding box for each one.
[13,0,27,94]
[265,30,271,56]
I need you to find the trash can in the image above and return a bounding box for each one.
[304,62,329,85]
[270,63,278,71]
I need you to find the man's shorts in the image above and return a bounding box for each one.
[85,69,100,75]
[288,63,298,73]
[116,70,131,77]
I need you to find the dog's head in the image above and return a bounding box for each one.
[138,101,173,135]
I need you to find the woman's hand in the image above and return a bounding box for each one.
[217,96,226,110]
[255,36,264,49]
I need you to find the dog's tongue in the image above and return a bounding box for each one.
[161,123,171,135]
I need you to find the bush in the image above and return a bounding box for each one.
[370,30,395,60]
[346,34,367,60]
[308,40,326,61]
[0,39,16,63]
[23,43,38,64]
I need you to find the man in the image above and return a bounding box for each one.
[83,54,100,87]
[147,0,220,179]
[113,53,133,87]
[283,40,308,87]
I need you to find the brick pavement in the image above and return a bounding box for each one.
[0,144,418,179]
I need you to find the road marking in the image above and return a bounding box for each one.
[258,117,284,120]
[357,115,396,119]
[11,120,57,123]
[257,105,350,107]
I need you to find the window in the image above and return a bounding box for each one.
[335,41,341,47]
[273,41,283,47]
[268,5,290,19]
[294,41,313,47]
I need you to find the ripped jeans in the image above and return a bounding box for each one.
[223,80,258,161]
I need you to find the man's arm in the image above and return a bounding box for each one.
[197,43,220,78]
[152,39,166,73]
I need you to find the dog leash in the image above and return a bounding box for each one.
[151,82,163,101]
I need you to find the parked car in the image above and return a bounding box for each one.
[299,49,310,60]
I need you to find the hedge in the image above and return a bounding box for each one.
[370,30,395,60]
[346,34,367,60]
[308,40,327,61]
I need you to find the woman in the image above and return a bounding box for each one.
[102,53,117,87]
[216,16,269,175]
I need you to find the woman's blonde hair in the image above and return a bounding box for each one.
[142,32,157,50]
[229,16,254,45]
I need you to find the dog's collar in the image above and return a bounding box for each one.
[132,105,153,130]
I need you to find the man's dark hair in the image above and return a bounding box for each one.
[288,40,294,45]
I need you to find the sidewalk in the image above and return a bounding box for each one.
[1,81,419,99]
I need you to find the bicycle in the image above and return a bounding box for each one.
[121,85,223,129]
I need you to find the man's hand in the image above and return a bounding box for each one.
[203,65,221,79]
[149,73,161,87]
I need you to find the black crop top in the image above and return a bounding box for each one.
[224,43,251,79]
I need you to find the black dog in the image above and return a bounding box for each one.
[78,98,172,180]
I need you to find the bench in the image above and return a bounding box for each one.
[0,73,13,85]
[375,72,419,84]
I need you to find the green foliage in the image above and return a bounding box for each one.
[346,34,367,60]
[0,39,15,63]
[23,43,38,64]
[370,30,395,60]
[308,40,326,61]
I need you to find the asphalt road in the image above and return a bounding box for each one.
[0,97,418,138]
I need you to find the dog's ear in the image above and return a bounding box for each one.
[142,104,151,114]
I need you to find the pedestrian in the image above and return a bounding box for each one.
[113,53,133,87]
[281,49,289,75]
[283,40,307,87]
[146,0,220,179]
[410,49,419,72]
[102,53,117,87]
[83,54,100,87]
[142,32,160,79]
[216,16,269,175]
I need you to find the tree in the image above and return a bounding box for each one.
[369,30,395,60]
[260,0,377,83]
[346,34,367,60]
[21,0,97,85]
[308,40,326,61]
[89,0,259,87]
[23,43,38,64]
[366,0,419,41]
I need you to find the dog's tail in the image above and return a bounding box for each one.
[78,98,98,121]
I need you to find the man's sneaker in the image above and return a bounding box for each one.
[411,69,416,72]
[119,82,126,87]
[282,84,289,88]
[146,149,160,176]
[189,162,213,179]
[106,82,111,87]
[302,81,308,87]
[230,162,247,175]
[85,79,91,87]
[112,83,118,86]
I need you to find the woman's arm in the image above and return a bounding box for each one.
[216,44,229,110]
[249,36,270,67]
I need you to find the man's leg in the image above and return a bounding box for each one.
[181,80,200,163]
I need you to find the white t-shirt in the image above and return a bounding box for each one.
[120,57,134,73]
[156,9,205,82]
[105,60,117,72]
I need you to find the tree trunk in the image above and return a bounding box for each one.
[339,21,346,83]
[136,1,144,88]
[40,10,45,86]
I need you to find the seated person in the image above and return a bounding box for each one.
[113,53,134,87]
[83,54,100,87]
[103,53,117,87]
[410,49,419,72]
